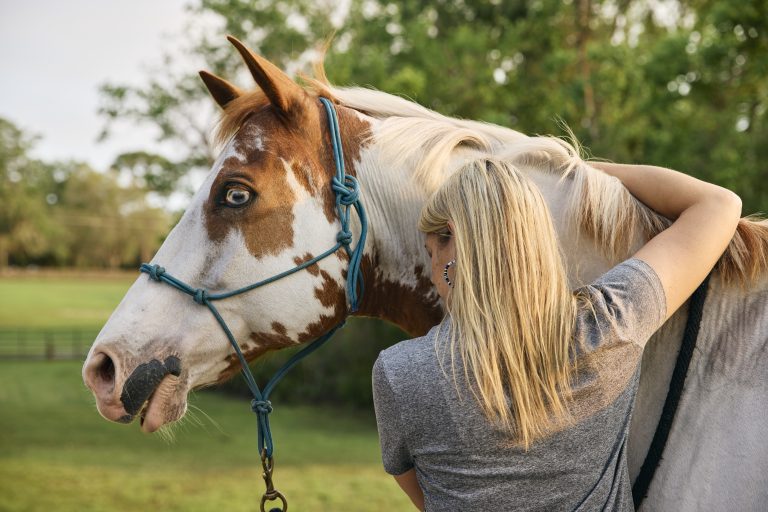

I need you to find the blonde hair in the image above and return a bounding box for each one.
[419,158,583,448]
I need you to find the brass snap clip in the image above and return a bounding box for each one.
[260,450,287,512]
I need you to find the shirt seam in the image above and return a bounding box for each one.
[376,356,415,475]
[625,257,668,328]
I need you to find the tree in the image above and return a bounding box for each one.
[0,117,171,269]
[54,162,170,268]
[0,118,57,267]
[98,0,767,212]
[97,0,339,199]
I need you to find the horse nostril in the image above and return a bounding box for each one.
[97,354,116,386]
[85,352,117,394]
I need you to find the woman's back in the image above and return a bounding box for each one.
[373,258,667,511]
[373,156,740,510]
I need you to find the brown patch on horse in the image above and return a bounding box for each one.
[314,270,344,309]
[335,105,372,174]
[214,86,372,219]
[250,322,296,348]
[213,91,272,149]
[206,97,366,259]
[293,253,320,276]
[305,102,373,223]
[291,161,317,195]
[216,344,271,382]
[205,113,298,259]
[355,254,443,336]
[217,93,340,224]
[215,266,348,382]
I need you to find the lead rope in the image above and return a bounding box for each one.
[140,98,366,512]
[632,273,712,508]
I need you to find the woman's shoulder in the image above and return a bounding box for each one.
[375,320,445,382]
[573,257,667,351]
[582,258,666,301]
[377,330,435,372]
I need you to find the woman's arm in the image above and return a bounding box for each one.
[591,162,741,321]
[394,469,425,511]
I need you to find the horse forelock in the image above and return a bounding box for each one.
[213,90,272,150]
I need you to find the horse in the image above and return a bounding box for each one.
[83,36,768,511]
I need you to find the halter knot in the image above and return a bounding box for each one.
[192,288,208,305]
[251,399,273,415]
[331,175,360,206]
[147,265,165,281]
[336,230,353,245]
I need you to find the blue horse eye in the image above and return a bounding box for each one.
[225,187,251,207]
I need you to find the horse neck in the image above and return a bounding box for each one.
[346,124,649,335]
[348,144,618,336]
[349,125,443,336]
[518,164,620,286]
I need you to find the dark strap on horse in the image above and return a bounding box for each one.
[632,273,712,508]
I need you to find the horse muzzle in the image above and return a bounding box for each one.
[83,349,187,432]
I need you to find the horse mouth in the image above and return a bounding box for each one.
[138,373,186,433]
[114,355,186,433]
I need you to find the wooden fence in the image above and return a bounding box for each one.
[0,328,100,360]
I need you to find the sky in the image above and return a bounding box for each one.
[0,0,193,170]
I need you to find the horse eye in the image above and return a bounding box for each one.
[224,187,251,207]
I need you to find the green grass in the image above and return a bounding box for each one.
[0,274,135,357]
[0,361,411,511]
[0,274,134,329]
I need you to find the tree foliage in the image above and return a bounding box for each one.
[98,0,767,213]
[0,118,58,267]
[0,118,170,269]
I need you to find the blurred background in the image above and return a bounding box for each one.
[1,0,765,510]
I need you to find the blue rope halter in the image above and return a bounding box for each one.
[139,98,367,511]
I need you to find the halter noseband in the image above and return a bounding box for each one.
[139,97,367,511]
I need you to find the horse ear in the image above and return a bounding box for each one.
[227,35,307,116]
[199,71,242,109]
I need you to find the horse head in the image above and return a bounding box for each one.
[82,37,377,432]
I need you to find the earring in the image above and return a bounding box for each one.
[443,259,456,288]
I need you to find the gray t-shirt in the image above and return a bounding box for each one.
[372,258,667,511]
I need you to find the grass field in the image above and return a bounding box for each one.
[0,273,411,510]
[0,273,135,330]
[0,360,411,511]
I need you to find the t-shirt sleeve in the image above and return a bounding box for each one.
[372,355,414,475]
[575,257,668,350]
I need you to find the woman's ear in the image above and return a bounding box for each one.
[448,220,456,235]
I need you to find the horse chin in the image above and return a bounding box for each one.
[138,373,187,433]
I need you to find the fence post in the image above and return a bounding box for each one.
[45,331,54,360]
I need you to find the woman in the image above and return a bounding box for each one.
[372,157,741,511]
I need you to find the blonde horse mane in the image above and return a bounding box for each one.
[216,67,768,288]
